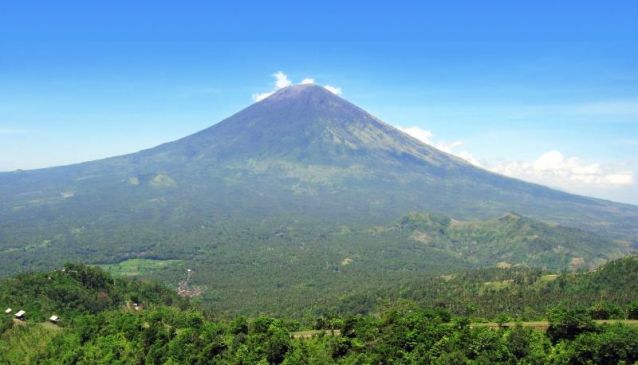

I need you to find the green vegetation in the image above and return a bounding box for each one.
[1,85,637,362]
[1,84,636,325]
[0,323,61,364]
[369,212,628,270]
[99,259,183,277]
[329,256,638,320]
[0,288,635,363]
[0,260,637,363]
[0,212,631,318]
[0,263,187,323]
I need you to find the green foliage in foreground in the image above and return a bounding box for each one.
[0,263,188,323]
[0,263,637,364]
[2,304,637,364]
[0,323,60,364]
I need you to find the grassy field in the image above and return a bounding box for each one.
[98,258,183,277]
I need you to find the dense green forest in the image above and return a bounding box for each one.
[97,251,638,320]
[329,255,638,320]
[2,211,631,320]
[4,303,638,364]
[1,259,638,363]
[0,263,189,323]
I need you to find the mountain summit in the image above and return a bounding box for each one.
[0,85,636,273]
[150,84,466,170]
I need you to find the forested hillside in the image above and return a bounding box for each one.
[1,261,638,364]
[330,255,638,320]
[0,263,188,323]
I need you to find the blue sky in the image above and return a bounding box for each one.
[1,1,637,204]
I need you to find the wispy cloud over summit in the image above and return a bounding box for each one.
[252,72,342,101]
[252,71,292,102]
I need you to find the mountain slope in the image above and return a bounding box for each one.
[372,212,629,270]
[0,84,636,275]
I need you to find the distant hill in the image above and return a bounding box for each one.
[0,84,636,278]
[372,212,629,270]
[331,255,638,320]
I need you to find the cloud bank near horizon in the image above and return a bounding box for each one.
[397,125,635,197]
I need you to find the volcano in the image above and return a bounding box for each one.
[0,84,636,274]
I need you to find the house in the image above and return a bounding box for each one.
[14,310,25,320]
[49,315,60,324]
[4,308,11,314]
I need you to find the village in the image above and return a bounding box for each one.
[3,307,59,326]
[176,268,203,298]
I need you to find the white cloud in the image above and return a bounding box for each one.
[397,126,434,144]
[252,72,343,101]
[453,151,482,167]
[396,125,634,191]
[273,71,292,89]
[324,85,342,95]
[606,173,634,185]
[397,126,480,165]
[252,71,292,102]
[488,151,634,188]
